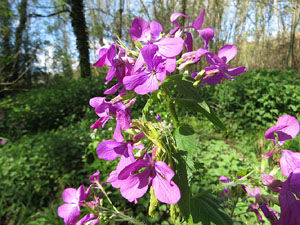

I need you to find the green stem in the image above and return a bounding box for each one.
[100,206,145,225]
[162,86,179,128]
[95,181,120,213]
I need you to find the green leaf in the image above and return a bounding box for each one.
[172,152,191,221]
[191,194,233,225]
[177,98,226,130]
[173,125,199,152]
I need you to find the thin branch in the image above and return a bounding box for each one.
[139,0,151,21]
[0,59,33,86]
[28,9,69,18]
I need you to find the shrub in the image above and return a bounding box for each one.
[198,69,300,132]
[0,76,106,140]
[0,116,96,224]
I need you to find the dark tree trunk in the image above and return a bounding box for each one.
[0,0,12,57]
[12,0,27,81]
[67,0,91,77]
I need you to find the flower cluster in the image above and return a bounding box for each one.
[58,9,247,225]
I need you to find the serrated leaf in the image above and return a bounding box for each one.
[177,98,226,130]
[172,152,191,221]
[191,194,233,225]
[174,125,199,152]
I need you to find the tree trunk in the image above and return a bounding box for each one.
[118,0,123,39]
[12,0,27,81]
[67,0,91,77]
[286,0,299,69]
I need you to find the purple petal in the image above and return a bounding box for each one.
[165,57,176,74]
[150,21,163,41]
[62,188,78,203]
[184,32,193,52]
[134,73,160,95]
[152,173,181,204]
[191,9,205,29]
[170,13,190,26]
[156,37,184,57]
[154,161,175,182]
[132,53,145,72]
[217,45,237,63]
[77,185,88,202]
[119,164,151,202]
[58,204,80,225]
[113,122,125,142]
[93,47,109,67]
[123,70,150,91]
[280,150,300,177]
[265,115,300,146]
[141,44,159,70]
[195,48,210,58]
[104,82,123,95]
[119,159,149,180]
[89,97,105,108]
[226,66,247,76]
[198,28,214,49]
[130,18,150,42]
[97,140,125,161]
[279,168,300,225]
[89,171,100,183]
[76,213,98,225]
[116,109,131,131]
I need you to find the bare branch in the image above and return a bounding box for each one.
[0,59,33,86]
[28,9,69,18]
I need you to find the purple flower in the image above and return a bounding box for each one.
[89,97,131,142]
[278,168,300,225]
[89,171,100,183]
[155,114,161,121]
[219,175,233,199]
[123,44,167,95]
[58,185,90,225]
[279,150,300,177]
[244,185,278,224]
[93,44,135,95]
[195,45,246,86]
[130,18,184,58]
[265,115,299,146]
[0,139,8,145]
[170,9,205,35]
[117,156,180,204]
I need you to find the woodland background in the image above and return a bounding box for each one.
[0,0,300,224]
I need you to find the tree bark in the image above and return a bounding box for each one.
[67,0,91,77]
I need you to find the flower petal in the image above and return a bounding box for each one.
[170,13,190,26]
[58,203,80,225]
[62,188,78,203]
[130,18,150,42]
[141,44,159,70]
[198,28,214,49]
[97,140,125,161]
[119,168,150,203]
[152,173,181,204]
[156,37,184,57]
[280,150,300,177]
[217,45,237,63]
[226,66,247,76]
[150,21,163,41]
[190,9,205,29]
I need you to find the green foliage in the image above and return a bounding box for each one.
[0,76,106,140]
[198,69,300,132]
[0,116,95,224]
[191,194,233,225]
